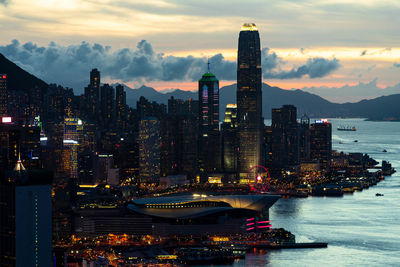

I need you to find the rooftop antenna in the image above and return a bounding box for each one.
[207,57,211,73]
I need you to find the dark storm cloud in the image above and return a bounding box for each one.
[262,48,340,79]
[0,40,339,90]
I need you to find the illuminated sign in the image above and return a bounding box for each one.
[1,117,12,123]
[63,139,78,144]
[315,119,329,124]
[1,75,6,79]
[208,176,222,184]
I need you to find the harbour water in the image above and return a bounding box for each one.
[217,119,400,266]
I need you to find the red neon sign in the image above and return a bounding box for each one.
[257,221,270,224]
[256,225,272,228]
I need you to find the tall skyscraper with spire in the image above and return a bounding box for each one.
[237,23,263,174]
[198,62,220,176]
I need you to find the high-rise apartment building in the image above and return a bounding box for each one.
[237,23,263,174]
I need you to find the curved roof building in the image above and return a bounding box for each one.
[127,194,280,220]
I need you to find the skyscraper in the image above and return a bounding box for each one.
[310,119,332,170]
[237,23,263,174]
[222,104,238,172]
[63,118,83,179]
[0,74,7,117]
[270,105,299,167]
[0,170,53,267]
[138,117,161,184]
[198,69,220,175]
[299,114,311,162]
[84,69,100,123]
[116,84,127,130]
[100,84,115,128]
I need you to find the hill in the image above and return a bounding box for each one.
[0,53,48,91]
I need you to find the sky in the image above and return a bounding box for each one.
[0,0,400,102]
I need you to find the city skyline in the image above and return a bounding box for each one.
[1,13,399,265]
[0,1,400,102]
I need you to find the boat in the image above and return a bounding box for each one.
[354,140,358,142]
[376,193,384,196]
[339,141,343,144]
[337,126,356,131]
[382,149,387,152]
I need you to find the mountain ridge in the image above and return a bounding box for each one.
[1,52,399,120]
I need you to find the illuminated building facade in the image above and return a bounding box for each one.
[84,69,100,123]
[139,117,161,183]
[63,118,83,179]
[270,105,299,167]
[221,104,238,172]
[310,120,332,170]
[198,71,220,176]
[237,23,263,174]
[0,74,8,117]
[0,170,53,267]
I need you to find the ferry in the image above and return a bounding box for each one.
[337,126,356,131]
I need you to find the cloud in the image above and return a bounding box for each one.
[262,48,340,79]
[0,39,236,91]
[361,47,392,57]
[394,63,400,68]
[0,0,9,6]
[0,40,340,91]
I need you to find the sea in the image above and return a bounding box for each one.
[201,118,400,267]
